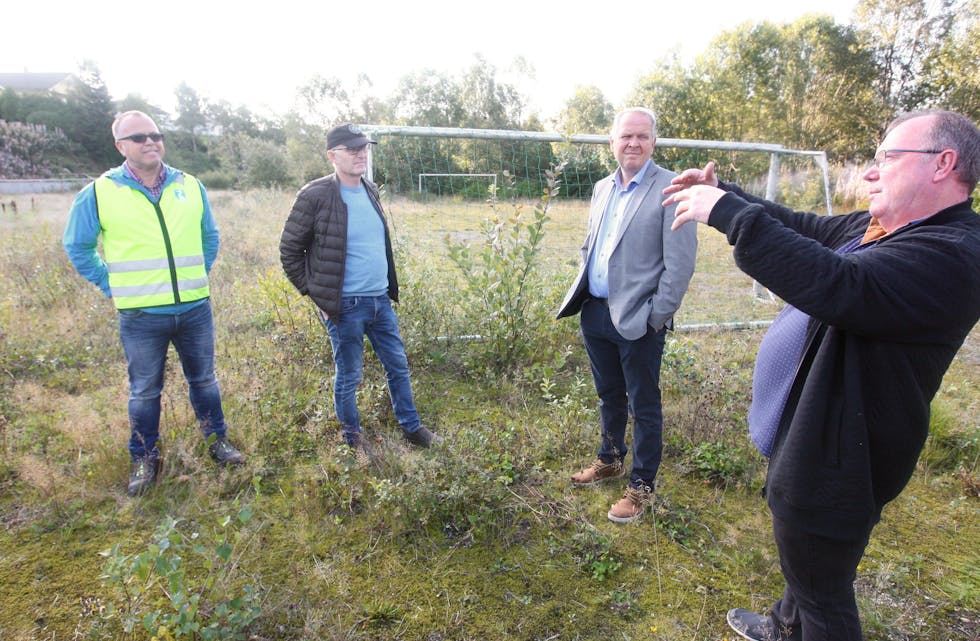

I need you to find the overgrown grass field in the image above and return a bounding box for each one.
[0,186,977,641]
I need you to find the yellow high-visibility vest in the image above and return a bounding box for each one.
[95,173,210,309]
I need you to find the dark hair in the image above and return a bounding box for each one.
[887,110,980,191]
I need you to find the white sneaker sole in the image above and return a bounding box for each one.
[607,506,645,524]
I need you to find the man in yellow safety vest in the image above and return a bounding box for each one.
[64,110,245,497]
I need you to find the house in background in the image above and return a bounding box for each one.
[0,72,74,95]
[0,72,89,191]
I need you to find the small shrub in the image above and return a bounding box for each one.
[686,440,753,488]
[198,171,236,190]
[96,506,261,640]
[653,495,710,551]
[606,585,640,616]
[570,526,621,582]
[443,164,563,373]
[371,436,515,540]
[359,601,403,627]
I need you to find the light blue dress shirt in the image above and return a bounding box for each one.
[587,159,651,298]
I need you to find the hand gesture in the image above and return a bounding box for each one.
[662,162,724,231]
[662,161,719,197]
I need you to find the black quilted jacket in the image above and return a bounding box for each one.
[279,174,398,319]
[712,185,980,540]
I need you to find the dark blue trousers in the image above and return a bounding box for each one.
[580,297,666,488]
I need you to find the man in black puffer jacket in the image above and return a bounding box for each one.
[280,124,436,452]
[663,110,980,641]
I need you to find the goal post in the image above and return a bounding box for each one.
[418,173,498,195]
[362,124,831,215]
[359,124,832,311]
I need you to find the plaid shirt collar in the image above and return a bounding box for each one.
[123,162,167,199]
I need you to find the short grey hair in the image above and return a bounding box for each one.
[112,110,156,139]
[610,107,658,139]
[887,110,980,191]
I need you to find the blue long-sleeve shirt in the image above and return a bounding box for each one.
[62,163,219,314]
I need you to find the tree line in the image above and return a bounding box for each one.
[1,0,975,191]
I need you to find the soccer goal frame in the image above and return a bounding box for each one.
[362,125,831,215]
[359,124,832,311]
[418,173,498,194]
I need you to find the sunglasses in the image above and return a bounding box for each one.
[117,133,165,143]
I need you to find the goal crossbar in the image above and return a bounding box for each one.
[360,124,832,215]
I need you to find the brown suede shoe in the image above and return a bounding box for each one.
[571,458,625,486]
[607,484,652,523]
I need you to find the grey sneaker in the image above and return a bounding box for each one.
[727,608,776,641]
[208,437,245,466]
[403,426,437,448]
[128,450,161,497]
[341,439,374,469]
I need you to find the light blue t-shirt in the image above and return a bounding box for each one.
[340,184,388,297]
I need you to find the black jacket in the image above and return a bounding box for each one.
[711,186,980,540]
[279,174,398,319]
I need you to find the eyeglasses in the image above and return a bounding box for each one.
[116,133,165,143]
[333,145,370,155]
[872,148,944,168]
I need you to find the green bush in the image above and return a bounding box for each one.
[443,164,563,373]
[686,440,753,488]
[96,506,261,640]
[569,525,621,582]
[198,171,236,190]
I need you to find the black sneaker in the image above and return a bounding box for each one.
[403,426,437,448]
[727,608,776,641]
[208,437,245,466]
[128,450,161,497]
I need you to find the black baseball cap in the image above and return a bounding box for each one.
[327,124,376,149]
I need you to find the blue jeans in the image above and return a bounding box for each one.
[580,297,666,488]
[118,300,227,458]
[322,295,421,445]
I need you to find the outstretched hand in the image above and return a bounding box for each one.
[662,161,719,197]
[662,162,724,231]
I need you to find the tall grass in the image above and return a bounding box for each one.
[0,185,976,641]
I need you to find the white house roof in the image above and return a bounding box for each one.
[0,72,72,92]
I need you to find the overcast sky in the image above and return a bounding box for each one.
[3,0,859,122]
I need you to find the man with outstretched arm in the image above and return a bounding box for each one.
[662,109,980,641]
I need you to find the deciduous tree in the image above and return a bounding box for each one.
[909,0,980,120]
[853,0,958,126]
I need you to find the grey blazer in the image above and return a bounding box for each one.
[556,161,698,340]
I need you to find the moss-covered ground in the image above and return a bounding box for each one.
[1,190,976,640]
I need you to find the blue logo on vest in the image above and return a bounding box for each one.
[174,189,187,201]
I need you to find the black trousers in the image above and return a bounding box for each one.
[769,515,871,641]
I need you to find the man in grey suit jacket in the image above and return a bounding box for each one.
[557,107,698,523]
